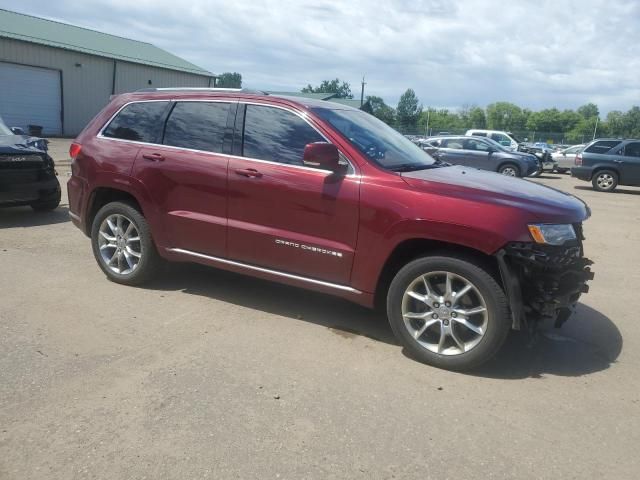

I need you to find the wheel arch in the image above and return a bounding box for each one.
[373,238,502,311]
[84,186,144,237]
[591,165,620,180]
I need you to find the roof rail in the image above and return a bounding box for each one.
[134,87,268,95]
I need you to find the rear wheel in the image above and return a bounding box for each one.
[387,256,511,371]
[498,163,520,177]
[91,201,161,285]
[592,170,618,192]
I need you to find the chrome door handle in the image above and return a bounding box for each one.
[234,168,262,178]
[142,153,165,162]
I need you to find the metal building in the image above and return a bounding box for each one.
[0,8,215,136]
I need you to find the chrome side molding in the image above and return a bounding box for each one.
[167,248,361,294]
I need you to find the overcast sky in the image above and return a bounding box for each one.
[3,0,639,114]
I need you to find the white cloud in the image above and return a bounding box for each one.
[4,0,639,113]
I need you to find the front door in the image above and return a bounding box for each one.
[618,142,640,185]
[133,100,235,257]
[226,104,360,285]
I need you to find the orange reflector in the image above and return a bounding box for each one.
[528,225,546,244]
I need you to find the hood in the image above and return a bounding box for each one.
[0,135,47,155]
[402,165,590,224]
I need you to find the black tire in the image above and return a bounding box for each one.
[592,170,618,192]
[386,255,511,371]
[498,163,521,177]
[30,190,61,211]
[91,201,161,285]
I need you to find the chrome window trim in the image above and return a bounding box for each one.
[167,248,361,294]
[96,99,358,176]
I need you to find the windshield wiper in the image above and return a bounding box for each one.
[389,160,449,172]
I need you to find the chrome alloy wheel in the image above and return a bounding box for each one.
[401,271,488,356]
[98,214,142,275]
[501,166,517,177]
[596,173,614,190]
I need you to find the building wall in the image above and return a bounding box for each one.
[0,37,212,136]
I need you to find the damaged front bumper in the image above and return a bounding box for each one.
[495,233,594,331]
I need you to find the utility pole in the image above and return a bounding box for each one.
[425,108,430,137]
[360,76,366,108]
[592,116,599,140]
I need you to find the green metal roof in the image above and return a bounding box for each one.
[326,98,368,109]
[0,8,212,76]
[267,91,336,100]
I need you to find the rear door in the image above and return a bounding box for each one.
[133,100,235,257]
[226,103,360,285]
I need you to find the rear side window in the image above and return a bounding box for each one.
[584,140,621,154]
[623,142,640,158]
[242,105,324,165]
[163,102,230,153]
[102,102,169,143]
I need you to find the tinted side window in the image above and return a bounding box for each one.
[103,102,169,142]
[164,102,230,153]
[623,142,640,158]
[243,105,324,165]
[584,140,621,154]
[470,132,487,137]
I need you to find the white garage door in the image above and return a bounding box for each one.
[0,62,62,136]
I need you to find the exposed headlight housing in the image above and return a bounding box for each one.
[528,224,576,245]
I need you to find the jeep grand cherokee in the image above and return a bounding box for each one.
[67,89,593,371]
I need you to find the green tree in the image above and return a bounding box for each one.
[577,103,599,119]
[526,108,563,133]
[396,89,422,132]
[301,79,353,98]
[468,106,486,129]
[418,108,461,133]
[216,72,242,88]
[364,95,396,125]
[485,102,527,131]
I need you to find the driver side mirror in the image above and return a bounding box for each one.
[303,142,343,173]
[10,127,25,135]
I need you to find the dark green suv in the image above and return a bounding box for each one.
[572,139,640,192]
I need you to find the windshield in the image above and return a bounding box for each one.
[312,108,436,171]
[0,116,12,136]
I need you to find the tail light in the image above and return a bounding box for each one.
[575,153,583,166]
[69,143,82,159]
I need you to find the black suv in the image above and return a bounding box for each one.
[0,117,60,211]
[572,139,640,192]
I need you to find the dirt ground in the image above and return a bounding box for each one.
[1,145,639,479]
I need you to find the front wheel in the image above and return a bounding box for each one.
[387,256,511,371]
[592,170,618,192]
[498,163,520,177]
[91,201,161,285]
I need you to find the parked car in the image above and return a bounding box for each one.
[422,135,539,177]
[68,89,593,371]
[0,115,60,211]
[553,144,584,173]
[465,129,521,150]
[572,138,640,192]
[519,142,557,172]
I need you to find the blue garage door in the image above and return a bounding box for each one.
[0,62,62,136]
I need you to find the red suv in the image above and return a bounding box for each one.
[68,89,593,370]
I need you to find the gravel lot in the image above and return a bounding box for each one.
[1,141,639,479]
